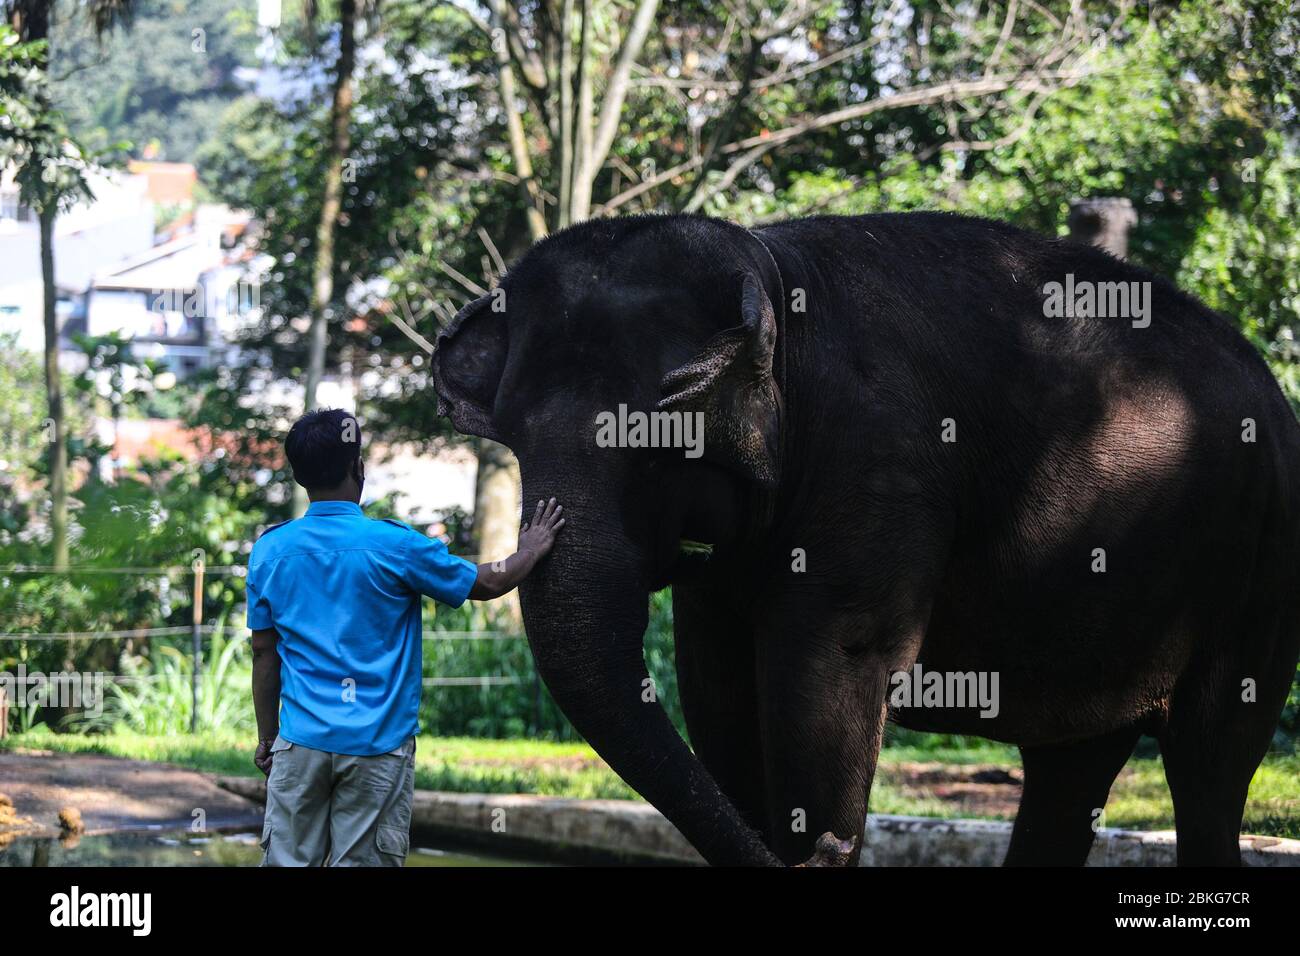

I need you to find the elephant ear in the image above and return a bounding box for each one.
[431,292,507,441]
[658,272,782,487]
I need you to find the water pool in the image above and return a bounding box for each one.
[0,830,552,867]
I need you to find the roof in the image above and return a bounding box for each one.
[93,235,224,292]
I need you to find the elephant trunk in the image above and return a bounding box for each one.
[518,486,778,866]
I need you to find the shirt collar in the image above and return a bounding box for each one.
[305,500,364,518]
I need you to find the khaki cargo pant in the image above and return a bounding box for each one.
[260,734,416,867]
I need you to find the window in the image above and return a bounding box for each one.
[0,191,31,223]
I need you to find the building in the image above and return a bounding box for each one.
[2,157,473,521]
[0,159,259,378]
[0,165,155,353]
[86,204,258,378]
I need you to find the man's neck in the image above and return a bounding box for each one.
[307,489,361,505]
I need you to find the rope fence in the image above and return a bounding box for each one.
[1,565,247,575]
[0,557,533,734]
[0,627,520,642]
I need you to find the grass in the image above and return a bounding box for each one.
[3,728,1298,837]
[1,727,261,777]
[0,728,639,799]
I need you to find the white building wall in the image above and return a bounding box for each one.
[0,169,155,350]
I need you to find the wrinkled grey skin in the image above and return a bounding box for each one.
[432,212,1300,867]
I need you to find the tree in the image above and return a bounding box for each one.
[3,0,135,569]
[294,0,386,514]
[50,0,255,163]
[448,0,1124,232]
[196,0,1300,625]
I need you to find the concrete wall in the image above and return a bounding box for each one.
[859,814,1298,867]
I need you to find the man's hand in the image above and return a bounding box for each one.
[518,497,565,562]
[469,498,566,601]
[254,738,275,776]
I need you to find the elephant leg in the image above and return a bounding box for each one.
[750,498,949,865]
[1004,726,1141,866]
[755,625,906,866]
[672,585,768,837]
[1161,740,1252,867]
[1158,633,1293,866]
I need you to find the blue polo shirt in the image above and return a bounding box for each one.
[245,500,479,756]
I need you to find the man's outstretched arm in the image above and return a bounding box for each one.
[469,497,565,600]
[250,627,281,774]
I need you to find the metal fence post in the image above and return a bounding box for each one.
[191,549,206,733]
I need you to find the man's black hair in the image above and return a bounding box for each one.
[285,408,362,490]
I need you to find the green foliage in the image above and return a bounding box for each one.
[0,333,59,542]
[78,616,256,734]
[414,588,683,740]
[1280,662,1300,746]
[48,0,258,163]
[0,25,97,216]
[71,331,174,417]
[1177,137,1300,410]
[193,5,489,453]
[718,20,1300,412]
[0,332,265,729]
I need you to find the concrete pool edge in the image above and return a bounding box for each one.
[859,815,1300,867]
[214,776,1300,866]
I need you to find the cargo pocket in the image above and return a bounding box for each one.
[360,750,405,794]
[376,824,409,862]
[266,737,294,790]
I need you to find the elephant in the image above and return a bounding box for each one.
[431,211,1300,867]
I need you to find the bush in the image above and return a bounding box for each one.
[416,588,683,740]
[76,616,255,735]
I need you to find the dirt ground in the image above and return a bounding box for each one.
[0,748,263,845]
[880,762,1024,818]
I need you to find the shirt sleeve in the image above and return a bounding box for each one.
[404,533,479,608]
[245,567,273,630]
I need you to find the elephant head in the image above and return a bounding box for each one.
[431,216,786,864]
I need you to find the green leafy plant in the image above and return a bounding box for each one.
[78,615,254,735]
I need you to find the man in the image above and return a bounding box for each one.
[247,408,564,866]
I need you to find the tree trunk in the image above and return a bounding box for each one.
[1067,197,1137,259]
[15,0,64,568]
[40,206,68,570]
[568,0,658,222]
[490,0,547,241]
[472,438,522,630]
[297,0,358,515]
[556,0,575,227]
[568,0,593,222]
